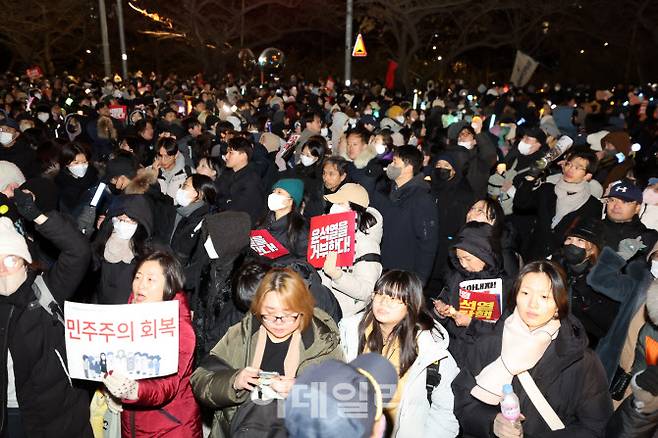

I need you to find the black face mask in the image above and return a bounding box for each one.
[563,244,587,266]
[434,168,452,181]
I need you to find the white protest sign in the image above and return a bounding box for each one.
[510,50,539,87]
[65,301,179,381]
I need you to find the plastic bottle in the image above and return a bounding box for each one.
[500,384,521,422]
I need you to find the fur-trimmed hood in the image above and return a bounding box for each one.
[124,168,157,195]
[352,142,378,169]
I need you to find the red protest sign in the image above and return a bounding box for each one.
[307,211,356,268]
[250,230,289,259]
[108,105,127,121]
[26,66,43,81]
[458,278,503,323]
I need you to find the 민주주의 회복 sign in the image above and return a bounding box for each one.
[64,300,180,381]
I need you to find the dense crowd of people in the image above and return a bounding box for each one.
[0,70,658,437]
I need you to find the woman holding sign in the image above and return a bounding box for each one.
[102,250,202,437]
[451,260,612,437]
[339,270,460,437]
[320,183,383,317]
[261,178,309,259]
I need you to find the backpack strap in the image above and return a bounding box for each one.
[426,359,441,405]
[31,274,65,326]
[353,253,381,264]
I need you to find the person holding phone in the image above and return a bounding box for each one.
[191,268,343,437]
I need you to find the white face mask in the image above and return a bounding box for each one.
[175,188,195,207]
[300,155,317,167]
[0,132,14,146]
[0,268,27,296]
[517,141,534,156]
[374,142,387,155]
[329,203,351,215]
[419,114,426,122]
[458,140,474,149]
[395,115,405,124]
[68,163,88,178]
[37,113,50,123]
[268,193,289,211]
[652,260,658,279]
[112,217,138,240]
[408,135,418,147]
[320,127,329,137]
[33,92,42,101]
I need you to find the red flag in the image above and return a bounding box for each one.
[385,60,398,89]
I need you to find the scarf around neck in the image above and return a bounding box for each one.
[470,308,560,405]
[552,178,591,229]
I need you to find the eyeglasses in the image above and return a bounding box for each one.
[261,313,301,324]
[372,292,405,307]
[563,161,586,172]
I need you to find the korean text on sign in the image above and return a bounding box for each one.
[307,211,356,268]
[64,301,179,382]
[457,278,503,323]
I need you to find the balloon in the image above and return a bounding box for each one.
[258,48,285,75]
[238,48,257,73]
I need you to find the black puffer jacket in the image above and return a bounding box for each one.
[369,174,439,284]
[0,212,92,437]
[453,314,613,437]
[601,216,658,261]
[54,165,99,216]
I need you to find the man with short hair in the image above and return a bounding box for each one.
[601,179,658,259]
[214,137,265,225]
[178,118,204,168]
[514,150,602,261]
[368,146,439,284]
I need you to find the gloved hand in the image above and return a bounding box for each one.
[77,205,97,236]
[322,252,343,280]
[632,366,658,413]
[12,189,41,222]
[104,391,124,413]
[103,372,139,401]
[617,237,646,261]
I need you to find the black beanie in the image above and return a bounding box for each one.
[204,211,251,259]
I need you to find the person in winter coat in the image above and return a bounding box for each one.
[0,118,39,178]
[187,211,253,359]
[214,136,265,226]
[368,146,439,285]
[587,238,656,383]
[320,183,383,317]
[452,260,613,437]
[102,250,202,438]
[91,195,154,304]
[155,174,216,269]
[152,136,192,200]
[594,131,635,190]
[601,179,658,261]
[513,149,602,261]
[345,127,384,191]
[190,268,344,438]
[433,222,514,358]
[0,189,92,437]
[465,198,521,283]
[429,150,477,290]
[261,178,309,259]
[339,270,460,437]
[54,142,99,217]
[448,124,497,198]
[283,136,327,218]
[321,156,349,214]
[553,218,619,350]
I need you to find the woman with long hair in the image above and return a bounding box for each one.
[340,270,460,437]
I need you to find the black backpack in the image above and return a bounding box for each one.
[426,359,442,404]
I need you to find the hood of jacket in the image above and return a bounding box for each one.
[124,168,158,195]
[108,194,154,236]
[449,223,502,275]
